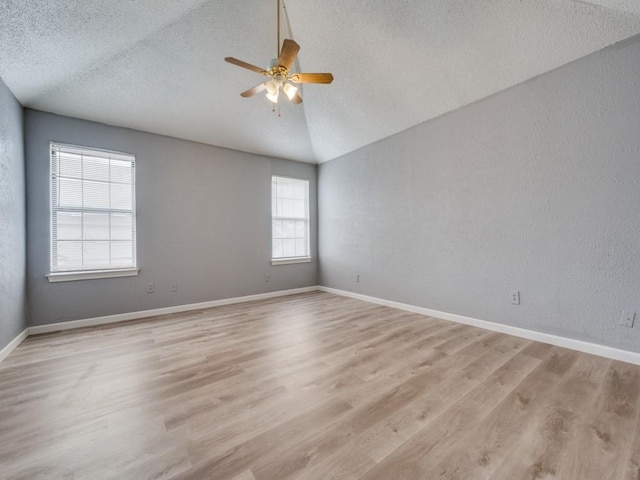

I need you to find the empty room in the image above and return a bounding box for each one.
[1,1,640,479]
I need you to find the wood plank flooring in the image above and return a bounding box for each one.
[1,291,639,479]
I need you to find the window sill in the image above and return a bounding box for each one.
[271,257,312,266]
[47,268,140,283]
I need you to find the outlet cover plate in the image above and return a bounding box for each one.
[620,311,636,328]
[510,290,520,305]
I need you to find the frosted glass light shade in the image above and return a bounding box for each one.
[266,89,279,103]
[283,82,297,100]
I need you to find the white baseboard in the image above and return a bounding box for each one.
[0,329,29,364]
[319,286,640,366]
[11,285,640,367]
[28,286,320,336]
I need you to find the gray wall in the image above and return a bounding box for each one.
[318,36,640,353]
[25,110,317,326]
[0,77,28,349]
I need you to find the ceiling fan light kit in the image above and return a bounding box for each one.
[224,0,333,107]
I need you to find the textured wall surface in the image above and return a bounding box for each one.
[0,77,27,350]
[25,111,317,326]
[319,36,640,353]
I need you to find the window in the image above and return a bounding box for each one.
[271,176,310,264]
[49,143,138,281]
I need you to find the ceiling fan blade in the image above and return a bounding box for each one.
[291,92,303,104]
[225,57,266,75]
[240,82,267,98]
[290,73,334,84]
[278,39,300,70]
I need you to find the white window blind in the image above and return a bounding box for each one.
[50,143,137,274]
[272,176,310,261]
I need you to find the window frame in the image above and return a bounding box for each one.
[47,142,139,282]
[271,175,311,265]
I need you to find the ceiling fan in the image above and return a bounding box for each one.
[224,0,333,105]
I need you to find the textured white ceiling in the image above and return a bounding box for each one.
[1,1,639,163]
[583,0,640,14]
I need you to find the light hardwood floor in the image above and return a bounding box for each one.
[1,291,639,479]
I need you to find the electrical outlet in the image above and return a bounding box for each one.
[510,290,520,305]
[620,311,636,328]
[355,274,360,283]
[264,274,270,283]
[170,282,178,292]
[147,282,155,293]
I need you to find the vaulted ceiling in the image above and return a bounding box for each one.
[1,1,640,163]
